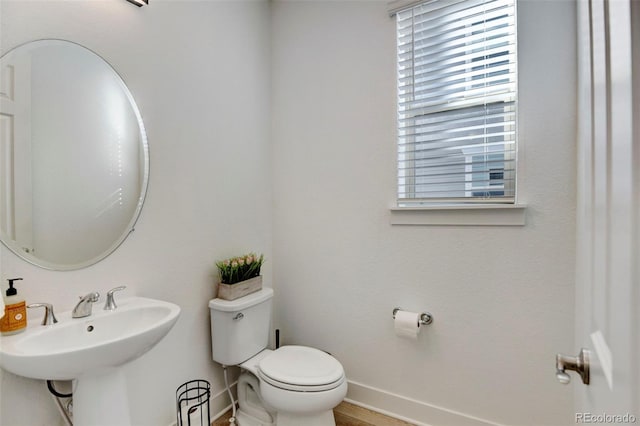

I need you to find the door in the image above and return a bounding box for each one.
[0,51,33,253]
[574,0,639,419]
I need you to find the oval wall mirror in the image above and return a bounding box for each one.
[0,40,149,270]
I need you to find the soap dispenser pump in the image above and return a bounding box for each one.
[0,278,27,335]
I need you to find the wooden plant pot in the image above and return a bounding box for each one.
[217,276,262,301]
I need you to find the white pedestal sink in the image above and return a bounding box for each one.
[0,297,180,426]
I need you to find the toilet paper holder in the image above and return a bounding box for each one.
[393,307,433,326]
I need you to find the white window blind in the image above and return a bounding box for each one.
[396,0,517,205]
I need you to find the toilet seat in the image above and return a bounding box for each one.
[258,346,345,392]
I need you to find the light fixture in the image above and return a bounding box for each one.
[126,0,148,6]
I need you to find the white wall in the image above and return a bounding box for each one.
[0,0,577,425]
[0,1,271,425]
[271,1,576,425]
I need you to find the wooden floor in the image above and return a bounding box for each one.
[212,401,415,426]
[333,402,416,426]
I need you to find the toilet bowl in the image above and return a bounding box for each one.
[239,346,347,425]
[258,346,347,412]
[209,288,347,425]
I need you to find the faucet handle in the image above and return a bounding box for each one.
[27,303,58,326]
[79,292,100,302]
[71,292,100,319]
[104,286,126,311]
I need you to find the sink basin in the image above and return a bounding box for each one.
[0,296,180,425]
[0,296,180,380]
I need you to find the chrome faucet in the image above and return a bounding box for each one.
[104,286,126,311]
[72,292,100,318]
[27,303,58,325]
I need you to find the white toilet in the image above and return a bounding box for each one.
[209,287,347,426]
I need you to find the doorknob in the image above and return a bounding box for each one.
[556,348,590,385]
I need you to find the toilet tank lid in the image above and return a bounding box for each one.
[209,287,273,311]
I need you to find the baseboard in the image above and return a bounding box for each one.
[174,379,502,426]
[345,380,504,426]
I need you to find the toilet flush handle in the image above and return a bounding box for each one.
[233,313,244,321]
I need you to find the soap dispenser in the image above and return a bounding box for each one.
[0,278,27,335]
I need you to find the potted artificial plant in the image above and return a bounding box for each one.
[216,253,265,301]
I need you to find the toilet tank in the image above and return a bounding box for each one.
[209,287,273,366]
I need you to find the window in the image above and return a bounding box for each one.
[395,0,517,206]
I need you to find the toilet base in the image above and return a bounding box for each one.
[276,410,336,426]
[236,372,275,425]
[235,410,273,426]
[235,409,335,426]
[236,371,338,426]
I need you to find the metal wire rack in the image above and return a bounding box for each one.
[176,380,211,426]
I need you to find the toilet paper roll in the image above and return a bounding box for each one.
[177,403,204,426]
[394,310,421,339]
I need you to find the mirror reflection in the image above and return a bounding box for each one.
[0,40,148,270]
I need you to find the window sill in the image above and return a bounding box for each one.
[389,204,527,226]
